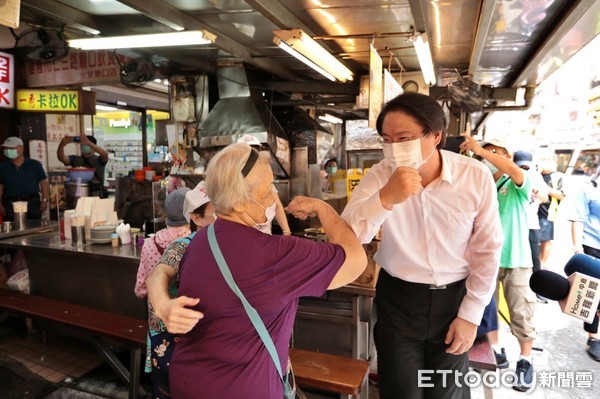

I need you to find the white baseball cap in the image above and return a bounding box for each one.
[1,137,24,148]
[183,181,211,223]
[237,134,261,147]
[479,137,512,154]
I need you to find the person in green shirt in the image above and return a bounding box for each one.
[461,137,536,392]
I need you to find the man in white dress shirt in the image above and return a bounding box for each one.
[342,93,503,399]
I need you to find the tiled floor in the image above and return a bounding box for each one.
[0,319,103,385]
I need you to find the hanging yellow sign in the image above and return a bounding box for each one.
[16,90,80,112]
[15,89,96,114]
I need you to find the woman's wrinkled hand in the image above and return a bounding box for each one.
[157,296,204,334]
[285,196,321,220]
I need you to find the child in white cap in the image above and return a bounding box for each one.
[142,182,215,399]
[134,187,192,299]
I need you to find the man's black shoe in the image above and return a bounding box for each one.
[536,294,548,303]
[494,348,509,369]
[513,359,534,392]
[587,338,600,362]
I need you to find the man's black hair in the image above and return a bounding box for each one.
[376,92,447,149]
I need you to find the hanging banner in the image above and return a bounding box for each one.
[16,89,96,114]
[368,43,382,129]
[25,50,128,88]
[0,51,15,109]
[384,69,403,103]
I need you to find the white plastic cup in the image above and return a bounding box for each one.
[119,231,132,245]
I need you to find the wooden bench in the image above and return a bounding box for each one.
[0,288,147,399]
[468,338,497,399]
[289,348,370,399]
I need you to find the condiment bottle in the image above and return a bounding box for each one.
[111,233,119,247]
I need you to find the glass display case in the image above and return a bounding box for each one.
[104,140,144,184]
[115,176,200,234]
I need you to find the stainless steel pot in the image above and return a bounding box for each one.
[14,212,27,231]
[65,181,90,209]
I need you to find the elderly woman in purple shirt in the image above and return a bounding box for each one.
[152,143,366,398]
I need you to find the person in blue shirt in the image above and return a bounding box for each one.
[0,137,49,222]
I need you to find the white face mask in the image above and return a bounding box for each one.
[482,159,499,175]
[382,137,434,169]
[250,198,277,235]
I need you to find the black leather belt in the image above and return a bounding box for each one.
[399,277,466,290]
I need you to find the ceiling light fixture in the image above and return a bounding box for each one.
[273,29,353,82]
[95,104,118,111]
[68,30,217,50]
[411,33,436,86]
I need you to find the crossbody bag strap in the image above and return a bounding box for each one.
[497,175,510,192]
[207,224,285,381]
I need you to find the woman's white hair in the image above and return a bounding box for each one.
[205,143,271,215]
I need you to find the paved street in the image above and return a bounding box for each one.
[469,202,599,399]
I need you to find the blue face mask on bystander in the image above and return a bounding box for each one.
[482,159,499,175]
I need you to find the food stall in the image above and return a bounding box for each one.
[0,227,145,319]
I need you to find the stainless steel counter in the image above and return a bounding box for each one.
[0,230,141,262]
[0,231,146,319]
[0,230,375,344]
[0,220,57,240]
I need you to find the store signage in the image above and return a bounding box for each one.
[16,89,96,114]
[17,90,80,112]
[29,140,48,174]
[110,118,132,128]
[24,49,127,88]
[0,51,15,109]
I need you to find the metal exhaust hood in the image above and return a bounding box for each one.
[197,66,290,177]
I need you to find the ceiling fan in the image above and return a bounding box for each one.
[10,27,70,64]
[447,73,492,113]
[118,57,156,88]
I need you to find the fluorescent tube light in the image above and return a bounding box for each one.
[69,30,217,50]
[411,33,436,86]
[273,29,353,82]
[274,38,336,81]
[95,104,118,111]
